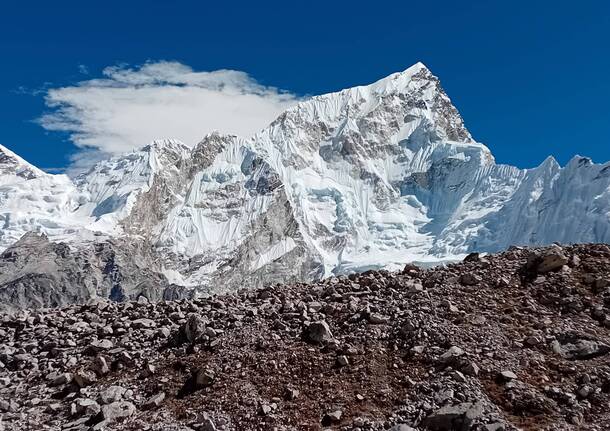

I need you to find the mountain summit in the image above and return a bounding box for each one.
[1,64,609,309]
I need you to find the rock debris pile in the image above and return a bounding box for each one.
[1,244,610,430]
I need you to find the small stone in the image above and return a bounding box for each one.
[525,335,542,346]
[594,278,610,290]
[132,318,156,329]
[442,300,459,313]
[74,368,97,387]
[47,371,72,386]
[410,345,425,355]
[460,273,481,286]
[63,417,90,429]
[284,388,300,401]
[451,370,467,383]
[195,369,215,387]
[183,313,206,343]
[144,392,165,409]
[99,385,127,404]
[90,339,114,352]
[93,356,110,375]
[484,423,506,431]
[200,418,217,431]
[463,252,480,262]
[461,361,480,377]
[74,398,101,416]
[141,362,156,378]
[406,281,424,295]
[434,389,454,404]
[402,263,421,275]
[389,425,417,431]
[367,313,389,324]
[499,370,518,381]
[101,401,136,422]
[259,403,272,416]
[336,355,349,367]
[439,346,464,364]
[46,403,62,413]
[576,385,592,398]
[305,321,334,344]
[157,327,171,338]
[322,410,342,425]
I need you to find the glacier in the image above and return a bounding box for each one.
[0,62,609,305]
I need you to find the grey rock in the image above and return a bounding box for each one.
[336,355,349,367]
[259,403,272,416]
[499,370,518,381]
[305,320,334,344]
[93,356,110,375]
[89,339,114,352]
[99,385,127,404]
[439,346,464,364]
[463,252,480,262]
[132,318,156,329]
[0,233,174,313]
[144,392,165,409]
[73,398,101,416]
[555,335,610,360]
[368,313,389,324]
[461,361,480,376]
[183,313,206,343]
[199,418,217,431]
[459,273,481,286]
[423,402,484,430]
[101,401,136,422]
[0,399,9,412]
[322,409,342,425]
[47,371,72,386]
[62,417,90,429]
[284,388,300,401]
[195,369,215,387]
[73,368,97,387]
[535,249,569,273]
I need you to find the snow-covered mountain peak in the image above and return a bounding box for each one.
[0,64,609,303]
[0,143,45,182]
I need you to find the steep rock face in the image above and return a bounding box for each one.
[0,232,98,310]
[0,233,180,313]
[132,134,321,290]
[0,63,609,309]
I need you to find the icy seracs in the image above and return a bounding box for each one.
[1,62,609,303]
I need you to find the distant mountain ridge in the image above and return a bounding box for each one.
[1,62,609,310]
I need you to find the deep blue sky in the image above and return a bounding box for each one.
[1,0,609,170]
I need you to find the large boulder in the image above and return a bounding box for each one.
[423,402,484,430]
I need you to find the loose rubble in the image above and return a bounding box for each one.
[1,244,610,430]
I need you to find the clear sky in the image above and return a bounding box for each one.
[1,0,609,172]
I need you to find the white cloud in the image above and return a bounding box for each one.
[39,61,300,171]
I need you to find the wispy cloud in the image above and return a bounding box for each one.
[38,61,300,172]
